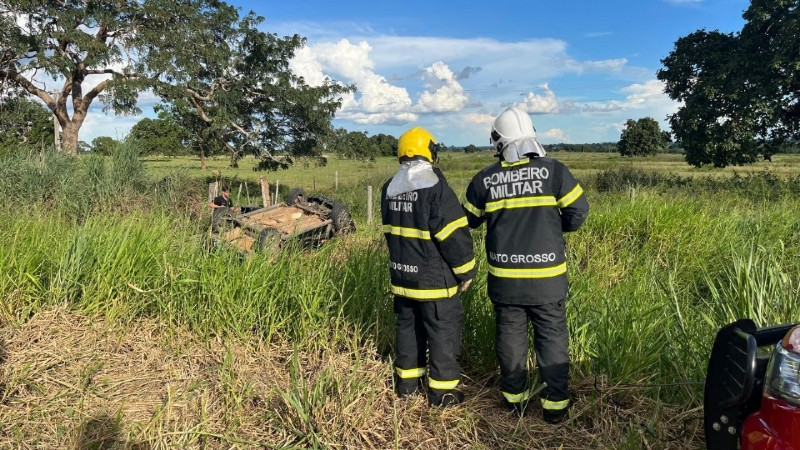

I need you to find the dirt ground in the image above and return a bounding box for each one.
[0,307,704,449]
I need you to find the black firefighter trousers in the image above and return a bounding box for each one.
[393,295,463,403]
[495,298,570,412]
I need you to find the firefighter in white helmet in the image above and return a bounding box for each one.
[381,126,476,407]
[464,107,589,422]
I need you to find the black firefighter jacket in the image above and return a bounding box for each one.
[464,156,589,305]
[381,168,476,301]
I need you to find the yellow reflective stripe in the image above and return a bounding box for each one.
[485,195,557,213]
[488,262,567,279]
[382,225,431,240]
[395,367,426,379]
[391,285,458,300]
[429,377,459,390]
[434,216,468,241]
[463,201,484,218]
[500,158,529,167]
[452,258,475,275]
[541,398,570,410]
[557,185,583,208]
[502,389,533,404]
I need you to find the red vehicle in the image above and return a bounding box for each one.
[704,319,800,449]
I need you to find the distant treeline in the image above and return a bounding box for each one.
[446,141,800,154]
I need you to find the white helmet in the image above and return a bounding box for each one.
[490,107,546,161]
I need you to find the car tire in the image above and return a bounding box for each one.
[286,188,307,206]
[256,227,282,252]
[330,202,356,235]
[211,207,236,233]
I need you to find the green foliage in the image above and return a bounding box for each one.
[140,8,354,167]
[0,0,146,154]
[371,133,398,157]
[334,130,377,161]
[90,136,119,156]
[0,97,54,153]
[545,142,619,153]
[0,0,352,159]
[658,0,800,168]
[463,144,481,154]
[127,115,189,156]
[617,117,671,157]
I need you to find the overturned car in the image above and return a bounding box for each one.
[207,188,355,253]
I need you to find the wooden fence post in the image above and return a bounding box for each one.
[274,180,280,204]
[260,177,270,207]
[367,185,373,224]
[208,182,219,202]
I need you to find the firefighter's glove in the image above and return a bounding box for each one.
[459,279,473,293]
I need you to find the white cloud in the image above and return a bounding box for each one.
[291,39,415,124]
[540,128,565,140]
[339,111,418,125]
[464,113,495,124]
[416,62,468,113]
[516,84,560,114]
[272,21,679,144]
[289,46,330,87]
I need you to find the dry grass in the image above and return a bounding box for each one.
[0,307,703,449]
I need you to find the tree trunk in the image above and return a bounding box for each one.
[61,122,80,156]
[229,148,239,168]
[199,143,206,171]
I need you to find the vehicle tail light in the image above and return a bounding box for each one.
[763,325,800,407]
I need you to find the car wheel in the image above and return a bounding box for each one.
[211,207,236,233]
[286,188,307,206]
[256,227,282,252]
[330,202,356,235]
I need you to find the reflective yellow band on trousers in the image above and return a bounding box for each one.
[452,258,476,275]
[395,367,426,379]
[428,377,459,390]
[502,389,534,404]
[382,225,431,240]
[434,216,468,241]
[391,285,458,300]
[541,398,570,410]
[488,262,567,279]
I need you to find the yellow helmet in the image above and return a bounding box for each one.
[397,126,439,163]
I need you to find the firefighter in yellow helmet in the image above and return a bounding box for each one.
[381,126,476,407]
[464,107,589,422]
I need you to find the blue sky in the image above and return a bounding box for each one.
[82,0,751,146]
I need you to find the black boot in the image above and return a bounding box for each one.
[429,390,464,407]
[542,407,569,424]
[394,376,422,398]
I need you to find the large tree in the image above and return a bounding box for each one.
[617,117,671,157]
[0,0,352,161]
[657,0,800,168]
[136,6,354,167]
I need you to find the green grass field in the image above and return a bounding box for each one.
[1,149,798,448]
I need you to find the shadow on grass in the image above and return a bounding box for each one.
[76,413,150,450]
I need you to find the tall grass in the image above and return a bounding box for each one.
[1,153,799,447]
